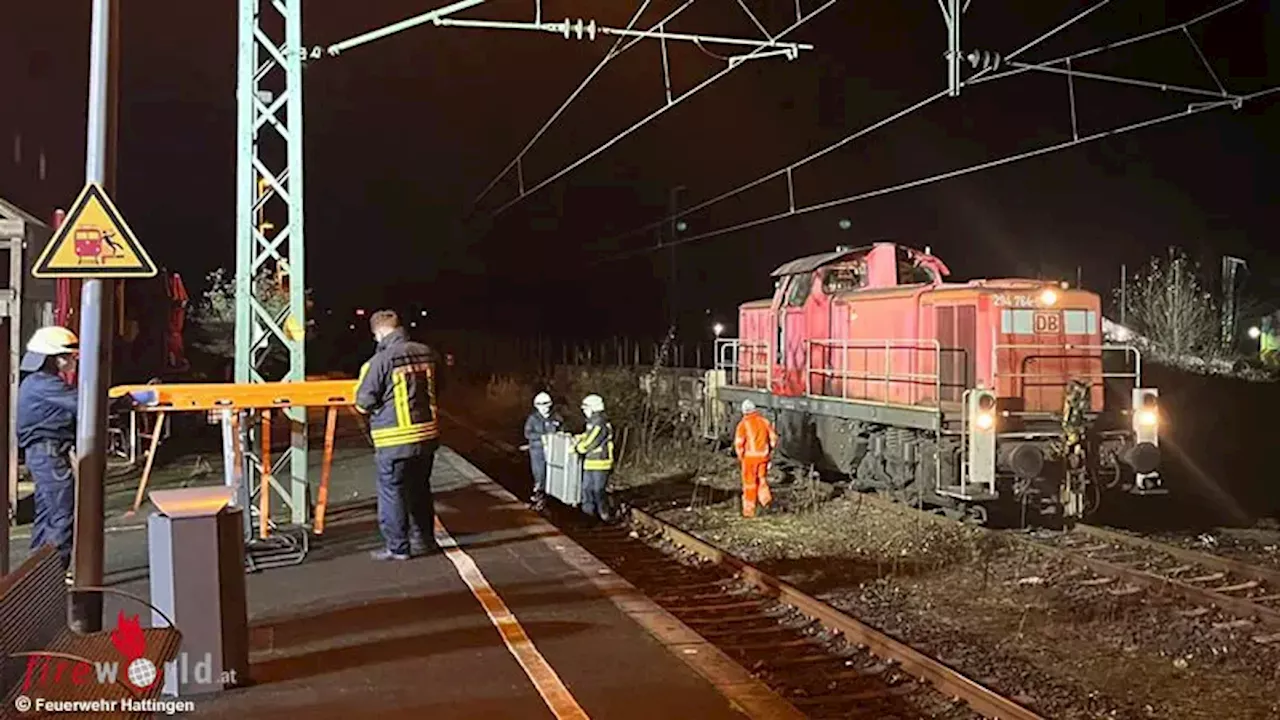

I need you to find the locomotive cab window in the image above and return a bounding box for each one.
[821,263,867,294]
[785,273,813,307]
[897,248,935,285]
[1063,309,1097,334]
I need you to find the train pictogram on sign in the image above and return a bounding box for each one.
[32,183,157,278]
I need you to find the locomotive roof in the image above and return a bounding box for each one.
[770,246,871,277]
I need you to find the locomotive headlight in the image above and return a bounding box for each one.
[1039,288,1058,306]
[1137,409,1158,427]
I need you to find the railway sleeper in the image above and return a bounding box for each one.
[788,685,918,707]
[683,613,782,626]
[665,598,771,613]
[718,637,826,653]
[1211,580,1259,593]
[759,652,856,669]
[1183,572,1227,583]
[653,589,750,603]
[698,624,808,640]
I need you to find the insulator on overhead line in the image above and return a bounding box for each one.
[966,49,1002,72]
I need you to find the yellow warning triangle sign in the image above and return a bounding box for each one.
[32,183,157,279]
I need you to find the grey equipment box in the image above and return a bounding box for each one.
[544,432,583,507]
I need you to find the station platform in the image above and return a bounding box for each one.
[178,446,801,719]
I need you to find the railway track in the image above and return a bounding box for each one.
[1026,523,1280,640]
[441,410,1043,720]
[848,490,1280,642]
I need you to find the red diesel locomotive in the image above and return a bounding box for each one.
[709,242,1162,523]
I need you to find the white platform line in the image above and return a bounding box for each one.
[434,514,590,720]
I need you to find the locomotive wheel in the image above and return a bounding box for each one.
[964,504,990,525]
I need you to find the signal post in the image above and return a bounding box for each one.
[32,0,154,630]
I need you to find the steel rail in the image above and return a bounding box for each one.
[1076,524,1280,589]
[1026,536,1280,630]
[629,507,1046,720]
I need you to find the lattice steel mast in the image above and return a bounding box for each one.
[236,0,308,526]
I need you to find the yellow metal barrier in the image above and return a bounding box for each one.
[111,380,359,536]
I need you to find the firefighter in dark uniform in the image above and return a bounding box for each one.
[573,393,615,523]
[355,310,442,560]
[16,326,81,571]
[521,392,563,510]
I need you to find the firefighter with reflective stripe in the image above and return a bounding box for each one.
[734,399,776,518]
[17,327,81,572]
[573,394,614,522]
[355,310,442,561]
[521,392,563,509]
[1261,313,1279,368]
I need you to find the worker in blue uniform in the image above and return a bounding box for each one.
[355,310,443,561]
[573,394,615,523]
[520,392,563,510]
[16,326,82,571]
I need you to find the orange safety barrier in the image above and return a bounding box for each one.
[112,380,359,536]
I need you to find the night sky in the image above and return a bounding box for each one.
[3,0,1276,342]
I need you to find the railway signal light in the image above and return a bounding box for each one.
[967,389,998,494]
[966,49,1002,72]
[1132,389,1159,433]
[1127,388,1162,487]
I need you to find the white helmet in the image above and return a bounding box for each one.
[27,326,79,356]
[21,326,79,372]
[581,394,605,415]
[534,392,552,409]
[741,399,756,414]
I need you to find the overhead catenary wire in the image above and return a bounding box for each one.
[591,0,1265,264]
[469,0,668,208]
[594,0,1118,252]
[485,0,842,218]
[597,85,1277,263]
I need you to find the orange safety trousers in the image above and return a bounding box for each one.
[740,457,773,518]
[735,412,777,518]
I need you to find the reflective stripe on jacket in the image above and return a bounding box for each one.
[574,413,614,471]
[355,328,439,453]
[734,411,777,459]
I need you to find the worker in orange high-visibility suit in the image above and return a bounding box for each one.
[733,399,777,518]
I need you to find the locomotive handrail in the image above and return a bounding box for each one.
[715,337,771,390]
[804,338,944,409]
[991,343,1143,388]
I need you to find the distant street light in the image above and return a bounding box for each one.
[713,322,724,337]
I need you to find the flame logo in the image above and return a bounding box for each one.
[110,611,146,662]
